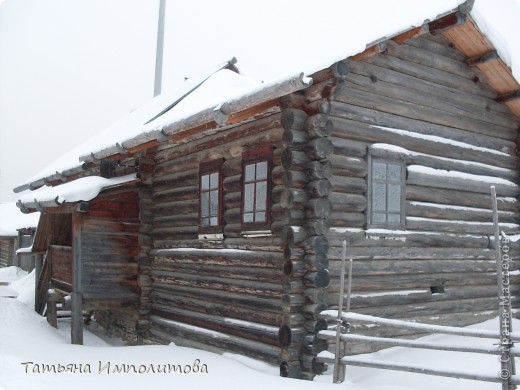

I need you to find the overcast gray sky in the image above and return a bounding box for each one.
[1,0,518,203]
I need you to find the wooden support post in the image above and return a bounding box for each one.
[46,290,61,329]
[34,254,43,313]
[333,242,347,383]
[491,186,514,390]
[71,213,83,345]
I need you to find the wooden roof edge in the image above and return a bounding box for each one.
[78,72,312,165]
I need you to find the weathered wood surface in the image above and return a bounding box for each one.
[322,31,520,356]
[0,239,15,268]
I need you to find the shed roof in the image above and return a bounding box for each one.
[13,0,520,199]
[0,203,39,237]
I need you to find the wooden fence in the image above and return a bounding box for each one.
[317,311,520,386]
[317,186,518,388]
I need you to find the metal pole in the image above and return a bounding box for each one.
[153,0,166,97]
[333,241,347,383]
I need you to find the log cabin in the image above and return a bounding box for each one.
[0,203,38,271]
[12,0,520,380]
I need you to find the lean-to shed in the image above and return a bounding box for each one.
[13,0,520,379]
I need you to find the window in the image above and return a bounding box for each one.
[368,158,405,227]
[242,147,272,227]
[199,159,223,230]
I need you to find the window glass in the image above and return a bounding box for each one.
[243,160,269,225]
[370,159,404,227]
[200,168,221,228]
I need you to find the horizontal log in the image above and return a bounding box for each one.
[283,128,308,148]
[370,143,518,181]
[152,248,284,268]
[271,205,304,225]
[279,93,307,110]
[281,108,308,131]
[305,99,331,115]
[305,179,332,198]
[282,226,309,245]
[330,155,368,178]
[302,235,329,255]
[329,229,490,248]
[329,193,367,212]
[406,217,519,234]
[328,212,365,227]
[330,136,368,158]
[330,176,366,194]
[282,149,310,170]
[304,288,327,303]
[305,138,334,160]
[406,185,519,212]
[281,188,308,209]
[345,61,518,130]
[329,107,517,168]
[363,47,497,99]
[333,81,516,140]
[306,114,334,138]
[150,316,280,363]
[327,246,494,260]
[407,166,519,196]
[305,219,330,236]
[283,169,308,188]
[303,254,329,272]
[304,160,333,180]
[406,201,519,223]
[151,281,281,311]
[305,197,332,219]
[278,324,306,347]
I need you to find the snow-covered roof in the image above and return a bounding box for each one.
[16,174,138,212]
[13,0,520,198]
[0,203,39,236]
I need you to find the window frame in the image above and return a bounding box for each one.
[241,146,273,231]
[367,156,406,229]
[198,158,224,234]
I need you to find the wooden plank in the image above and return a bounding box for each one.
[71,213,83,345]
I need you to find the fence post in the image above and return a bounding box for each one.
[491,186,515,390]
[333,241,347,383]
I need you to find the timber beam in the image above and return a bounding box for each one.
[496,90,520,104]
[465,50,499,66]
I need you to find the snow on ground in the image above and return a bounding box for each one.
[0,267,516,390]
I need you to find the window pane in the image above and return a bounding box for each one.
[256,161,268,180]
[201,192,209,218]
[372,182,386,212]
[210,190,219,217]
[201,174,209,190]
[210,172,219,189]
[244,183,255,212]
[387,164,401,181]
[202,217,209,226]
[255,181,267,212]
[245,164,255,182]
[387,213,400,223]
[255,211,266,222]
[372,213,386,223]
[210,217,218,226]
[243,212,254,223]
[372,162,387,180]
[387,184,401,212]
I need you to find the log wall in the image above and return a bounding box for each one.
[80,187,141,343]
[316,33,520,354]
[147,113,286,363]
